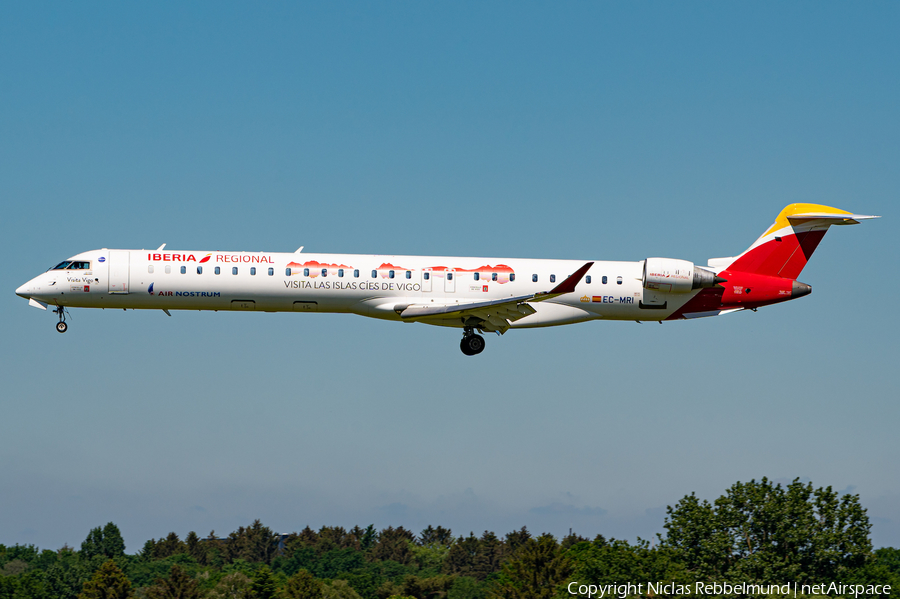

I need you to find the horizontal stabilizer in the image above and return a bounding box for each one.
[787,212,880,226]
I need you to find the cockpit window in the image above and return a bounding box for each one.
[51,261,72,270]
[67,261,91,270]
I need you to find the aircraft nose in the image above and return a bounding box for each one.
[16,282,31,298]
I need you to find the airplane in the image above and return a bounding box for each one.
[15,203,878,356]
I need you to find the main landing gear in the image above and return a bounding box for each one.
[460,327,485,356]
[54,306,68,333]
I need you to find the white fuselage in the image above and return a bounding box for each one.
[17,248,698,328]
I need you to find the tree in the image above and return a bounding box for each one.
[101,523,126,559]
[566,537,691,596]
[80,523,125,560]
[487,535,571,599]
[144,564,202,599]
[443,534,480,578]
[252,565,278,599]
[322,580,363,599]
[223,520,280,565]
[78,560,134,599]
[418,527,453,547]
[660,477,873,583]
[448,576,485,599]
[503,527,532,556]
[281,568,324,599]
[185,531,207,565]
[371,527,415,565]
[207,571,254,599]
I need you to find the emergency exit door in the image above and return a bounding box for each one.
[108,251,130,294]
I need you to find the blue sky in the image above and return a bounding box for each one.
[2,2,898,552]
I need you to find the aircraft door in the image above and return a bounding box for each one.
[422,269,432,292]
[108,251,130,294]
[444,269,456,293]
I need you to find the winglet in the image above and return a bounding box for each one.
[546,262,594,295]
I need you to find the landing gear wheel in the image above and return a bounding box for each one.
[460,334,485,356]
[54,306,68,333]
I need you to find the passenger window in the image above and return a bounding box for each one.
[406,270,411,279]
[180,266,186,274]
[389,270,395,279]
[165,265,171,274]
[474,272,480,281]
[447,272,453,281]
[617,276,623,285]
[602,276,608,284]
[353,269,359,278]
[586,275,591,284]
[250,267,256,275]
[215,267,221,275]
[148,265,154,274]
[510,273,516,282]
[492,273,498,281]
[268,267,274,276]
[532,274,538,282]
[424,272,430,280]
[197,266,203,274]
[321,268,327,277]
[232,267,238,275]
[338,269,344,277]
[371,270,377,278]
[303,268,309,277]
[550,274,556,283]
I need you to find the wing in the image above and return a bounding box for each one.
[395,262,593,333]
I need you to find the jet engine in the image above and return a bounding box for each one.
[642,258,719,293]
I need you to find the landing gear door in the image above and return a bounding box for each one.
[444,269,456,293]
[108,251,130,294]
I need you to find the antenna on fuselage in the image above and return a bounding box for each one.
[295,246,304,253]
[156,244,166,251]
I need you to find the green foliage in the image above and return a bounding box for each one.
[80,524,125,561]
[206,571,253,599]
[322,579,364,599]
[0,486,891,599]
[224,520,280,565]
[78,559,133,599]
[448,576,485,599]
[281,568,324,599]
[487,535,571,599]
[660,477,873,583]
[371,528,415,566]
[252,565,278,599]
[566,538,691,598]
[124,554,200,589]
[143,563,202,599]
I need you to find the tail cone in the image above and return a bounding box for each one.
[792,280,812,298]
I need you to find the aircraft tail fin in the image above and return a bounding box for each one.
[720,203,878,279]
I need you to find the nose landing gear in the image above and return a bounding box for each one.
[460,327,485,356]
[54,306,68,333]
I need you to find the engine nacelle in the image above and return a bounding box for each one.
[643,258,718,293]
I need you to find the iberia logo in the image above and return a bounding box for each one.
[199,254,212,264]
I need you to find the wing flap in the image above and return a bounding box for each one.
[397,262,592,332]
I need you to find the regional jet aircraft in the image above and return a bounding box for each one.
[15,204,878,355]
